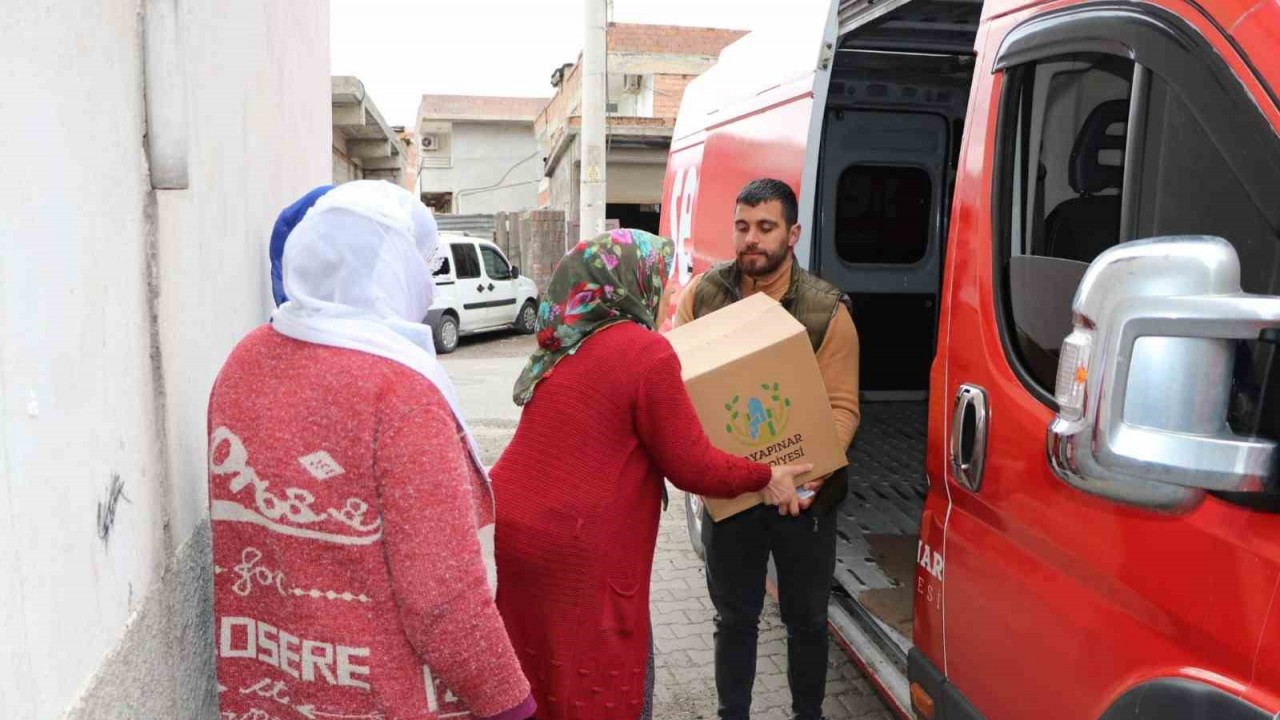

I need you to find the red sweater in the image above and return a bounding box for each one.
[208,326,534,720]
[492,323,771,720]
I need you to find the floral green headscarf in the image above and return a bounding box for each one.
[513,229,675,406]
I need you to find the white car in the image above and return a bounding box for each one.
[426,233,540,354]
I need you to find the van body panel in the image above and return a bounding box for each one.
[672,0,834,142]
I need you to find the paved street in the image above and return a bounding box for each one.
[440,330,534,464]
[441,333,894,720]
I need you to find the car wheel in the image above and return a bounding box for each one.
[684,492,706,560]
[515,301,538,335]
[434,314,460,354]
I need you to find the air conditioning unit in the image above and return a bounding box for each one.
[624,74,643,93]
[420,134,440,152]
[606,103,620,114]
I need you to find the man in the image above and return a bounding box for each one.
[672,178,860,720]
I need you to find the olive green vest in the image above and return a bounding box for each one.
[690,259,853,514]
[692,260,852,353]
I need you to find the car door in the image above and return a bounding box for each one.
[934,5,1280,719]
[478,243,519,326]
[449,241,488,331]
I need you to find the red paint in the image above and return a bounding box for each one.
[661,0,1280,716]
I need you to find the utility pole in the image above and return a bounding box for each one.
[579,0,608,237]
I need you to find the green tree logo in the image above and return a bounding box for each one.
[724,383,791,448]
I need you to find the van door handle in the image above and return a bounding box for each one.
[950,384,989,492]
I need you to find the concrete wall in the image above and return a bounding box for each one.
[0,2,331,718]
[547,139,582,224]
[333,129,361,183]
[419,122,541,215]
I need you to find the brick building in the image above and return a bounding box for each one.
[537,23,747,237]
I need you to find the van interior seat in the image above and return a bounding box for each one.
[1044,99,1130,263]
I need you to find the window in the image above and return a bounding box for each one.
[1000,53,1136,391]
[450,243,482,280]
[997,45,1280,424]
[1133,74,1280,436]
[1134,76,1278,295]
[480,246,512,280]
[432,255,451,278]
[834,165,932,265]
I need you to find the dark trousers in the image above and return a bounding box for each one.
[702,504,838,720]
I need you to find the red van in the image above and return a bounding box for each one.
[659,0,1280,718]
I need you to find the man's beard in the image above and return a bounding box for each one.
[736,245,790,278]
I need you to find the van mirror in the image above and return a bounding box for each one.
[510,266,520,279]
[1047,236,1280,510]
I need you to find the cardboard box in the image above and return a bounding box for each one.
[664,292,848,521]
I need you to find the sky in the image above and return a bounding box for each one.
[330,0,783,128]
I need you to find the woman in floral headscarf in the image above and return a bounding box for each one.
[491,229,812,720]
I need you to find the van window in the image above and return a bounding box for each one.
[1134,76,1279,295]
[1133,74,1280,436]
[480,246,512,280]
[450,243,482,280]
[998,51,1280,422]
[834,165,932,265]
[1000,53,1135,391]
[433,256,452,278]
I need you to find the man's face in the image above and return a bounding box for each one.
[734,200,800,277]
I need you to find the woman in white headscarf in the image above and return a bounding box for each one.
[207,180,535,720]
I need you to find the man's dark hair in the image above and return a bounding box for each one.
[736,178,799,227]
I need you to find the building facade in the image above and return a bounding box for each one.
[416,95,548,216]
[536,23,747,237]
[332,76,405,184]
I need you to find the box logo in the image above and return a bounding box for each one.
[725,383,792,448]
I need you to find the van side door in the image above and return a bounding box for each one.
[478,243,519,326]
[934,4,1280,718]
[449,241,488,331]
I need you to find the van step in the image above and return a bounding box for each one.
[829,592,912,719]
[831,400,928,657]
[834,401,928,592]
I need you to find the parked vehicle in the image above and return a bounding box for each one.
[427,233,539,353]
[661,0,1280,718]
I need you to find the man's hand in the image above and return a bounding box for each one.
[760,464,813,517]
[796,473,830,511]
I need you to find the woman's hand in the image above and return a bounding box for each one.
[760,464,813,517]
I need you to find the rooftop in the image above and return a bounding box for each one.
[332,76,403,177]
[417,95,549,124]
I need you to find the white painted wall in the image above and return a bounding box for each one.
[0,2,331,718]
[419,122,542,214]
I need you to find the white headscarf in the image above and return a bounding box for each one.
[271,180,488,480]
